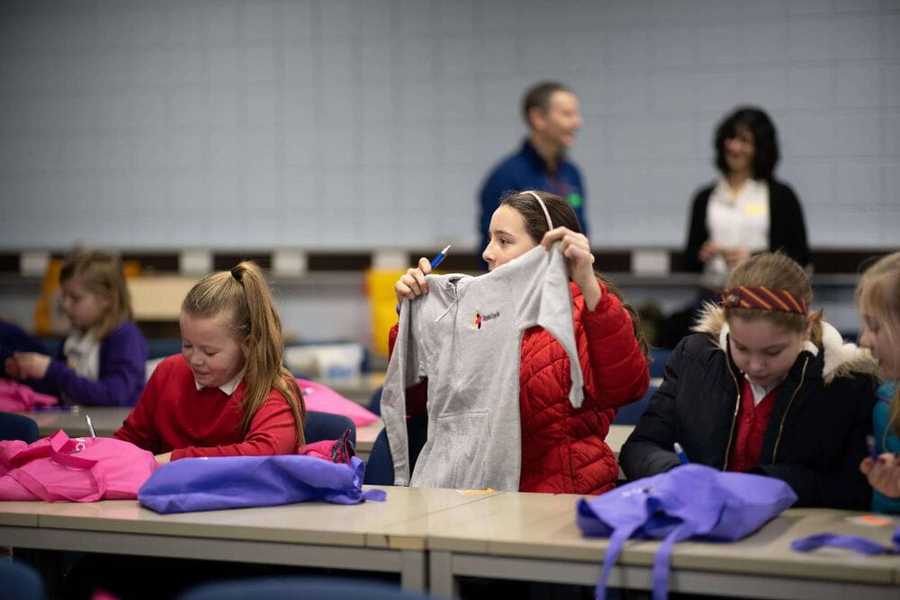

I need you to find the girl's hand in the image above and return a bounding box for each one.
[722,246,751,269]
[9,352,51,379]
[698,240,719,263]
[394,257,433,306]
[541,227,602,311]
[155,452,172,465]
[4,357,22,378]
[860,453,900,499]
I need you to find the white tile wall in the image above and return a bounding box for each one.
[0,0,897,251]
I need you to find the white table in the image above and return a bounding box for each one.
[0,486,498,592]
[416,492,900,599]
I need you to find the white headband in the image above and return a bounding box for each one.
[522,190,553,230]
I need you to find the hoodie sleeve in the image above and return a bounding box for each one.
[388,322,428,417]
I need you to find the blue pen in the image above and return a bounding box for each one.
[430,244,452,269]
[673,442,689,465]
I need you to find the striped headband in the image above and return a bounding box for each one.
[522,190,554,230]
[721,286,808,315]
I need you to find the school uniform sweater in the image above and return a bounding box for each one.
[41,321,148,407]
[727,379,779,473]
[114,354,299,460]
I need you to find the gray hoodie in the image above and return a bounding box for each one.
[381,244,584,490]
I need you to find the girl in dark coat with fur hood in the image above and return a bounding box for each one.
[621,252,878,509]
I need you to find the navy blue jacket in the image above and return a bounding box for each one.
[478,139,587,252]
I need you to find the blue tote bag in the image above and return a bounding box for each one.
[577,464,797,600]
[139,455,385,514]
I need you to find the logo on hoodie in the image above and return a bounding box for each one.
[473,311,500,329]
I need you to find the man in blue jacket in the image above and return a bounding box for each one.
[477,81,587,253]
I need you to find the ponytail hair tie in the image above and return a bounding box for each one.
[230,266,243,283]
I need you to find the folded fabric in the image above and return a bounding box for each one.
[138,455,386,514]
[0,430,158,502]
[0,378,57,412]
[297,378,379,427]
[577,464,797,600]
[791,527,900,555]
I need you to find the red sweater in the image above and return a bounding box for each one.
[114,355,299,460]
[390,283,649,495]
[727,378,778,473]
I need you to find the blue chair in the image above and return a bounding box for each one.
[613,385,657,426]
[0,412,39,443]
[364,414,427,485]
[304,411,356,448]
[368,385,383,415]
[0,560,47,600]
[179,577,432,600]
[649,348,672,379]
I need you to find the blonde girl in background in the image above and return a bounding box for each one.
[857,252,900,510]
[5,250,148,406]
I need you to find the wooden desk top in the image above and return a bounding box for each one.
[417,492,900,584]
[0,486,499,552]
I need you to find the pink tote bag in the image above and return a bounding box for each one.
[0,378,58,412]
[0,430,158,502]
[297,378,379,427]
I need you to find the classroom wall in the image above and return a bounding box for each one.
[0,0,898,252]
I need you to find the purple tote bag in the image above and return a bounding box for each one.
[577,464,797,600]
[138,455,385,514]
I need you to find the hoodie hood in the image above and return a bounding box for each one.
[693,303,879,384]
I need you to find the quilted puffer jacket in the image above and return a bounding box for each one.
[389,282,649,495]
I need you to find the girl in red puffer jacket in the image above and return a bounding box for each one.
[390,191,649,495]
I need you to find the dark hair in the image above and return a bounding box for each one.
[522,81,573,129]
[499,191,650,361]
[714,106,780,180]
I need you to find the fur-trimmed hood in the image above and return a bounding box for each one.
[693,304,880,384]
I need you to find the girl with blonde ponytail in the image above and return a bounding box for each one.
[115,261,305,463]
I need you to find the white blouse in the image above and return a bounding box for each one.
[703,177,770,287]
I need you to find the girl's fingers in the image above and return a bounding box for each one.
[395,280,412,300]
[397,265,429,299]
[412,269,428,294]
[404,272,422,296]
[418,257,432,275]
[541,227,569,249]
[860,457,874,474]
